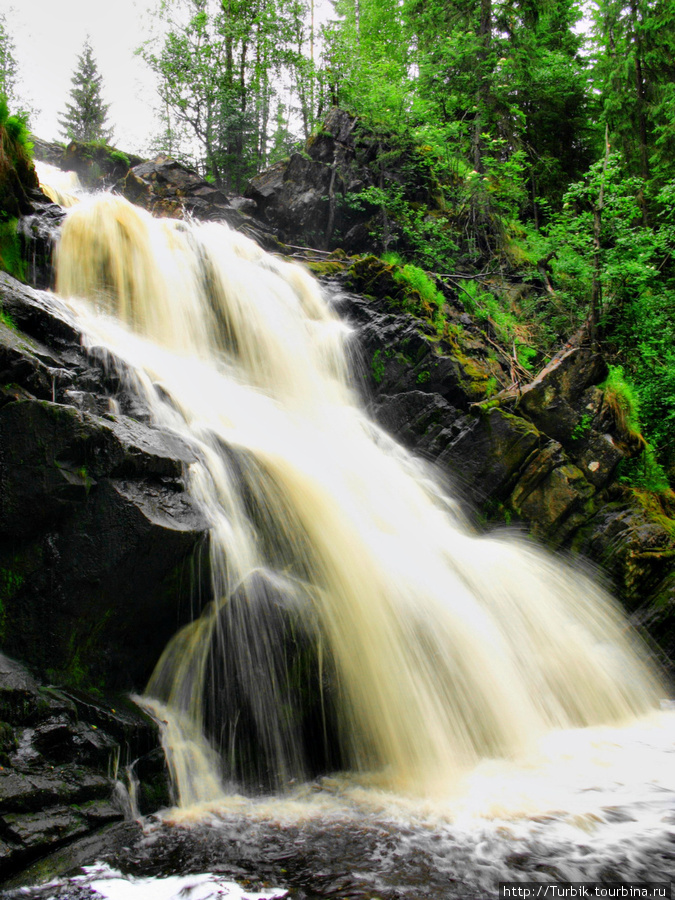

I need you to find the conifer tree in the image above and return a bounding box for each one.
[58,39,113,143]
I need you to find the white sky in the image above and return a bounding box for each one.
[3,0,162,155]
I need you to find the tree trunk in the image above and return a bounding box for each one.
[472,0,492,174]
[590,126,611,346]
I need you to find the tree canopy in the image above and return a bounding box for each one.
[136,0,675,485]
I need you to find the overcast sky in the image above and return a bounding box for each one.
[3,0,162,155]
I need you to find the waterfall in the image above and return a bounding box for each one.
[52,191,662,805]
[34,160,82,208]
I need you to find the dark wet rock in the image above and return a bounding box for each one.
[229,196,257,213]
[246,108,445,254]
[0,273,210,691]
[438,408,542,508]
[30,138,67,168]
[0,136,40,221]
[16,199,66,290]
[334,267,505,412]
[571,491,675,624]
[0,654,168,881]
[205,571,343,792]
[516,347,628,490]
[116,156,280,250]
[517,346,607,445]
[247,155,334,249]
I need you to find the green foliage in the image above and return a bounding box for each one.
[0,15,33,118]
[0,96,33,161]
[526,150,675,479]
[0,306,16,329]
[0,96,36,228]
[619,447,670,494]
[458,278,537,368]
[572,412,593,441]
[591,0,675,188]
[345,184,457,271]
[142,0,317,189]
[388,260,447,334]
[601,365,641,435]
[599,366,670,493]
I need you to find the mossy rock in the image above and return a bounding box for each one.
[62,141,143,189]
[348,255,401,300]
[306,259,348,277]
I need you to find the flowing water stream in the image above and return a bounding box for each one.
[14,181,675,897]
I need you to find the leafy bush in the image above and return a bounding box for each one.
[343,184,458,271]
[0,96,32,158]
[601,366,670,492]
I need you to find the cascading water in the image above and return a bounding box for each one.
[53,191,662,788]
[31,180,674,895]
[34,160,82,208]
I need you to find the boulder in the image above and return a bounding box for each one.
[117,157,280,250]
[60,142,144,190]
[29,137,67,168]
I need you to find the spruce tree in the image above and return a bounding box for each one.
[58,39,113,143]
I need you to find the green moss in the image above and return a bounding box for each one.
[416,369,430,384]
[391,262,446,335]
[0,306,18,329]
[372,349,385,384]
[306,259,347,276]
[0,218,27,281]
[0,98,33,168]
[629,489,675,541]
[572,412,593,441]
[485,375,498,397]
[482,498,514,526]
[109,149,130,167]
[58,612,112,694]
[600,365,641,434]
[348,255,448,336]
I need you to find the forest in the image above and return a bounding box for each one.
[128,0,675,497]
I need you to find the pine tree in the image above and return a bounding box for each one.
[58,39,113,143]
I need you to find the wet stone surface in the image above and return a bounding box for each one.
[3,797,674,900]
[0,653,168,882]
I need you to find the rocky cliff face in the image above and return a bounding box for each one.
[0,274,205,878]
[246,108,445,255]
[0,275,210,690]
